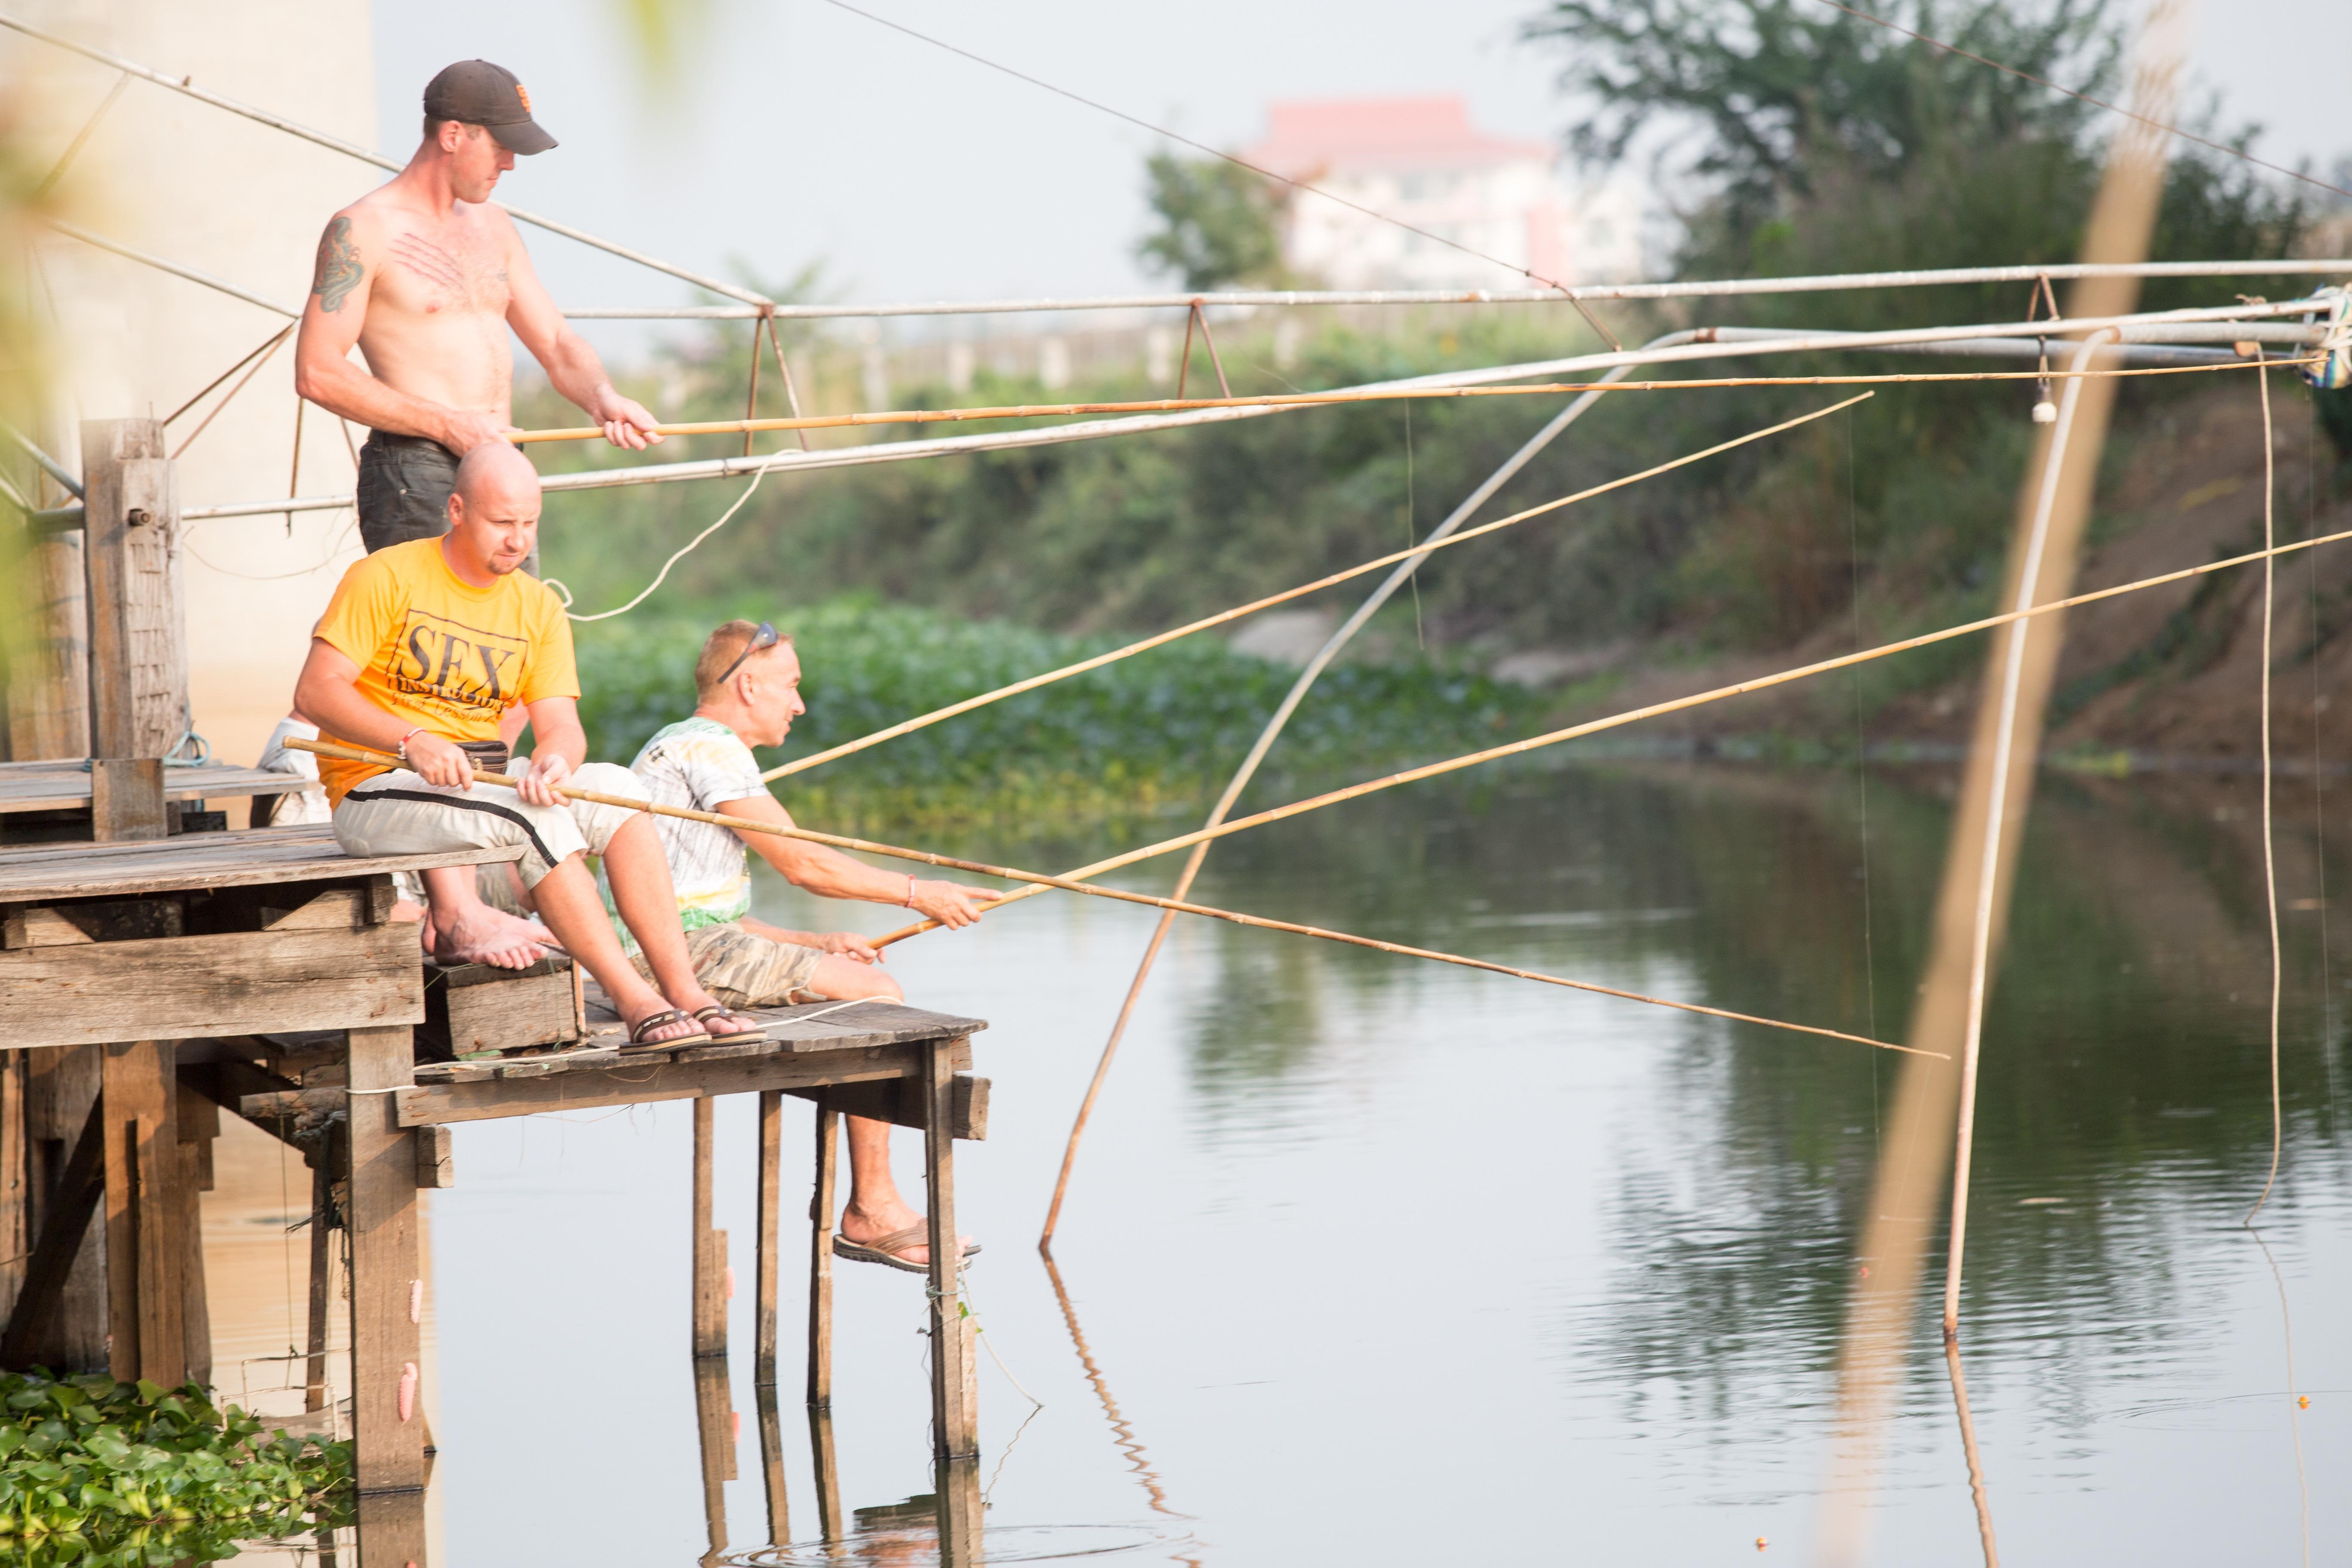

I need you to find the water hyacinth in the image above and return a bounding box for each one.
[575,598,1543,833]
[0,1372,350,1567]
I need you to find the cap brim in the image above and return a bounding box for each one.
[488,118,557,155]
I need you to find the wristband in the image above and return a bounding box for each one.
[905,875,918,909]
[397,726,426,762]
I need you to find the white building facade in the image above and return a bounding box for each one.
[1243,97,1642,291]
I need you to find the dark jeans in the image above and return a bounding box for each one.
[355,431,539,576]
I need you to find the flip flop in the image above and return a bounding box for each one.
[832,1224,983,1275]
[623,1008,708,1050]
[692,1004,763,1039]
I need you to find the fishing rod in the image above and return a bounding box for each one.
[283,737,1913,1053]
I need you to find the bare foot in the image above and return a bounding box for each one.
[429,903,558,970]
[840,1199,974,1267]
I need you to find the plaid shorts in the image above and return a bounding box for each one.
[629,922,826,1008]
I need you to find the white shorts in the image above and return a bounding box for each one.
[332,762,648,887]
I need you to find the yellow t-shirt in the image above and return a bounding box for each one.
[311,537,579,806]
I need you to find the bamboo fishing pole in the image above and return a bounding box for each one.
[283,737,1904,1053]
[868,520,2352,949]
[762,393,1878,782]
[512,358,2295,447]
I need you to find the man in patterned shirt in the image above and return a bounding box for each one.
[624,620,988,1271]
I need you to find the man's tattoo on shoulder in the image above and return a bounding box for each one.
[312,216,363,312]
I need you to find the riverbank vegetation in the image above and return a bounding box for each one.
[531,0,2342,795]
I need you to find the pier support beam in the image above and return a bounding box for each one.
[101,1039,185,1387]
[345,1024,424,1498]
[923,1035,980,1559]
[691,1095,726,1358]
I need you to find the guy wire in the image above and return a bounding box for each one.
[2251,361,2285,1224]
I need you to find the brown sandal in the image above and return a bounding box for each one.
[692,1004,762,1038]
[832,1225,983,1274]
[624,1009,707,1050]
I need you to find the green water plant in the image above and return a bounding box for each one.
[0,1372,351,1567]
[575,597,1546,833]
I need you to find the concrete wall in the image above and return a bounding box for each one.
[6,0,378,775]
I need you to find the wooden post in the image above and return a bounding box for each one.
[754,1378,791,1546]
[923,1038,977,1461]
[101,1040,185,1387]
[805,1103,836,1409]
[692,1355,736,1558]
[692,1095,726,1358]
[807,1403,844,1544]
[305,1156,334,1412]
[755,1090,781,1388]
[0,1054,27,1323]
[175,1089,214,1386]
[345,1024,424,1495]
[3,530,91,763]
[80,418,188,771]
[923,1037,980,1561]
[20,1044,107,1369]
[353,1486,429,1568]
[0,1094,104,1369]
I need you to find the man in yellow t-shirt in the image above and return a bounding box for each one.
[293,443,756,1048]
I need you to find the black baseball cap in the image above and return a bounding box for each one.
[423,60,556,155]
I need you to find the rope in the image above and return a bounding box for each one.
[2251,358,2285,1223]
[1814,0,2352,204]
[767,393,1873,782]
[551,465,768,622]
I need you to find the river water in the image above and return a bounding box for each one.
[398,758,2348,1565]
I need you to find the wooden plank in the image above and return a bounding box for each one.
[807,1103,836,1411]
[0,923,425,1050]
[935,1455,983,1568]
[395,1044,936,1127]
[788,1070,986,1141]
[0,1094,103,1369]
[923,1039,976,1461]
[175,1129,210,1387]
[90,757,166,844]
[260,888,366,931]
[692,1096,723,1359]
[0,823,521,903]
[353,1488,430,1568]
[414,1125,455,1189]
[755,1091,781,1389]
[100,1040,184,1387]
[80,421,184,766]
[3,906,93,949]
[345,1024,424,1494]
[0,761,298,814]
[423,959,576,1057]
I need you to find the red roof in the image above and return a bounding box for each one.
[1243,97,1555,175]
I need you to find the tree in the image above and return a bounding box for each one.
[1134,150,1285,292]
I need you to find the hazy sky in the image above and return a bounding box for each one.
[371,0,2351,343]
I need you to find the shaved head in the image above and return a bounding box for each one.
[444,442,542,580]
[454,441,540,508]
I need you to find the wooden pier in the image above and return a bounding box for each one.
[0,418,993,1562]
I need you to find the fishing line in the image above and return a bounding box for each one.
[1844,406,1883,1159]
[2251,359,2285,1225]
[551,465,769,622]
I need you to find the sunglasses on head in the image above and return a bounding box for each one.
[714,620,780,686]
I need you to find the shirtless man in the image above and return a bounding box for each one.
[289,60,658,966]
